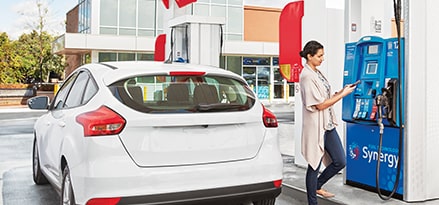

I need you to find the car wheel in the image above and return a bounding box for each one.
[61,165,76,205]
[32,138,48,185]
[253,198,276,205]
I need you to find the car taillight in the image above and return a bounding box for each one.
[273,179,283,188]
[262,105,278,128]
[86,197,121,205]
[76,106,126,137]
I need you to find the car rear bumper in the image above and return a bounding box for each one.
[67,129,282,204]
[117,182,281,205]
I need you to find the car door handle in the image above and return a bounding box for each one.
[58,122,66,127]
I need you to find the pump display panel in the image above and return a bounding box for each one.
[368,45,379,54]
[366,62,378,74]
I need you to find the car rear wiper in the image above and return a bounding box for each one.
[194,103,248,112]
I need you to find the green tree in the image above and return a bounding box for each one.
[0,32,21,84]
[0,0,66,84]
[24,0,65,83]
[14,31,64,83]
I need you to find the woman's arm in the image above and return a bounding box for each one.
[314,85,356,110]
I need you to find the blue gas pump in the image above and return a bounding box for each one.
[342,36,404,199]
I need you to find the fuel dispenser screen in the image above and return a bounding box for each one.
[366,62,378,74]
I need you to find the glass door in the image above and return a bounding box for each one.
[256,66,270,99]
[243,66,256,91]
[273,66,284,99]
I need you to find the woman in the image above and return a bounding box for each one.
[299,40,356,205]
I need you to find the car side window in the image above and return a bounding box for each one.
[50,73,78,110]
[82,75,98,104]
[64,72,90,108]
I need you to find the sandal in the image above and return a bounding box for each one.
[316,189,335,198]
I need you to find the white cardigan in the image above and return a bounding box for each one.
[299,64,337,170]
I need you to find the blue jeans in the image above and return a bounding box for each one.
[306,128,346,205]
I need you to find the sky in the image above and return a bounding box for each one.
[0,0,78,39]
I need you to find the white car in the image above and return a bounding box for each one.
[28,61,283,205]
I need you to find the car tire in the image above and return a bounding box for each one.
[253,198,276,205]
[32,137,48,185]
[61,165,76,205]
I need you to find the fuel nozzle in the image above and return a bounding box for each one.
[375,95,385,134]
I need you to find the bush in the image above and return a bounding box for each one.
[0,84,33,89]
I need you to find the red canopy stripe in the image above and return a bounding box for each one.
[161,0,169,9]
[175,0,197,8]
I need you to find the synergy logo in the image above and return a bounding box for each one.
[348,143,360,160]
[349,143,399,169]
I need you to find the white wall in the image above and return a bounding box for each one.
[64,33,155,52]
[360,0,385,37]
[294,0,345,168]
[405,0,439,202]
[345,0,362,42]
[90,0,100,35]
[345,0,397,43]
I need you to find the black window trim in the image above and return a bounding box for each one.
[49,72,79,111]
[49,68,98,110]
[81,71,99,105]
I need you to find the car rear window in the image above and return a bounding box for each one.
[108,74,256,113]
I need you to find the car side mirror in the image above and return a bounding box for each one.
[27,96,50,110]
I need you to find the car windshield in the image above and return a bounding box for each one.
[108,74,256,113]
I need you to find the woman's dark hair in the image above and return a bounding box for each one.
[299,40,324,59]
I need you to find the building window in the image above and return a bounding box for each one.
[99,0,163,37]
[191,0,243,40]
[242,57,270,99]
[137,53,154,61]
[194,4,209,16]
[99,52,117,62]
[212,4,226,17]
[138,0,156,36]
[98,52,154,62]
[118,53,136,61]
[78,0,91,33]
[228,0,242,5]
[272,57,294,98]
[222,56,292,100]
[227,6,243,40]
[120,0,136,28]
[224,56,242,75]
[100,0,118,27]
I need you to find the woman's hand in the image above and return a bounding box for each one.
[339,84,356,97]
[316,84,357,111]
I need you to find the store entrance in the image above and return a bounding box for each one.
[243,66,270,99]
[241,57,294,101]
